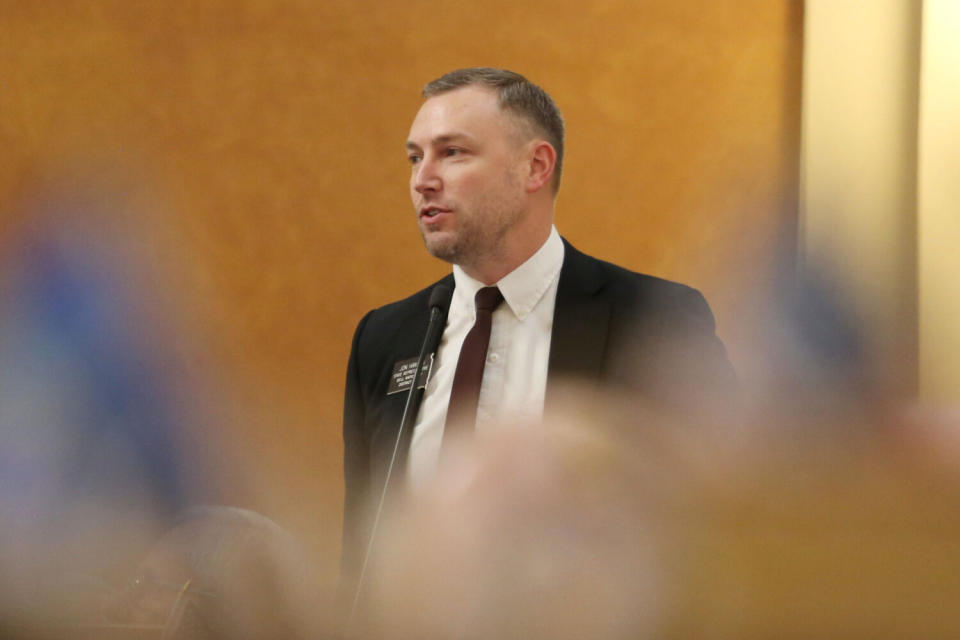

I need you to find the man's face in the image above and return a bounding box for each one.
[406,85,529,269]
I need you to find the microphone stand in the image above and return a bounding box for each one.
[347,285,452,631]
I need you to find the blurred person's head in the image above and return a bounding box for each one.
[103,506,321,640]
[734,255,894,438]
[362,388,960,639]
[366,394,681,640]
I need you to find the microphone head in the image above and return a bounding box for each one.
[428,284,453,313]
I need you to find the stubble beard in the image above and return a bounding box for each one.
[419,176,526,271]
[421,204,523,271]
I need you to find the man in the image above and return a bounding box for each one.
[342,68,735,583]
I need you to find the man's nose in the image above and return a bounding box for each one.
[412,157,441,194]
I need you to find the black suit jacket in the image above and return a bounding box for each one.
[341,239,735,580]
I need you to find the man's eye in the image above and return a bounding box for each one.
[408,154,422,165]
[444,147,462,157]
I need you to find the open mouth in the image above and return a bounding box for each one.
[420,206,450,220]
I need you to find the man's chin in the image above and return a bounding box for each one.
[422,232,460,264]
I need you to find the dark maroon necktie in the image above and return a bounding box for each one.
[443,286,504,440]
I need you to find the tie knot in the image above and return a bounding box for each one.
[474,286,503,313]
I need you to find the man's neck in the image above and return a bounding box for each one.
[460,225,553,285]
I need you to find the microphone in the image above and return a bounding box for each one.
[423,284,454,357]
[348,283,453,628]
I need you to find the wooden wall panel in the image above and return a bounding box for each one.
[0,0,802,582]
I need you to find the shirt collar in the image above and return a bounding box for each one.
[452,226,564,321]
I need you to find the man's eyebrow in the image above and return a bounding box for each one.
[405,133,474,150]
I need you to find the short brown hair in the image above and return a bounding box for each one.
[423,67,565,191]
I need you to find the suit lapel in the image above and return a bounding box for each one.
[545,240,612,407]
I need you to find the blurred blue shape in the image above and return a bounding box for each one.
[7,237,189,510]
[0,202,202,600]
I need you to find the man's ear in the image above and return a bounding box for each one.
[524,140,557,193]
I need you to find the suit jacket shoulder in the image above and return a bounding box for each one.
[548,239,736,411]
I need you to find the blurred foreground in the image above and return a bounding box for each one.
[2,180,959,638]
[362,390,960,639]
[356,267,960,639]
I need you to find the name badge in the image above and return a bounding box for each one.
[387,354,435,395]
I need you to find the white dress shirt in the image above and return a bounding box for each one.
[407,226,565,488]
